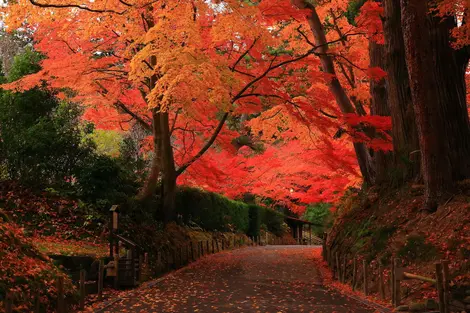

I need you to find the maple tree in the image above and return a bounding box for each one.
[2,0,469,215]
[1,0,378,218]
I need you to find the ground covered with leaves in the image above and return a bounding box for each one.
[93,246,376,313]
[0,182,108,257]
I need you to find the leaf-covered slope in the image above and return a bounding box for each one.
[327,185,470,305]
[0,211,77,312]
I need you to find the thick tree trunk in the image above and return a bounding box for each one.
[137,108,161,200]
[369,40,393,185]
[400,0,470,210]
[427,15,470,181]
[293,0,375,185]
[160,111,177,223]
[383,0,420,185]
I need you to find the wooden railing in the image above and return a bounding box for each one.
[322,237,452,313]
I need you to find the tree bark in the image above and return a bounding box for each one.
[137,55,161,201]
[400,0,470,210]
[137,108,162,200]
[292,0,375,185]
[383,0,420,185]
[160,111,177,223]
[369,40,393,185]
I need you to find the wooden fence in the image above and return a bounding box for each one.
[3,235,259,313]
[322,238,452,313]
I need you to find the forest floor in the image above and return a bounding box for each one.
[92,246,380,313]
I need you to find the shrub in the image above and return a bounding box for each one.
[175,187,285,235]
[74,155,139,211]
[175,187,249,232]
[248,205,261,237]
[260,207,285,236]
[0,48,96,190]
[301,203,333,235]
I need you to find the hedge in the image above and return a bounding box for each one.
[175,186,284,235]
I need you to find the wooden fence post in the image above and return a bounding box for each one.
[206,241,210,254]
[4,292,12,313]
[393,258,401,307]
[98,260,104,300]
[441,260,450,313]
[34,291,40,313]
[436,262,445,313]
[79,269,86,310]
[222,239,225,250]
[341,257,346,283]
[363,259,368,296]
[391,258,395,305]
[379,264,385,300]
[57,276,65,313]
[190,243,194,261]
[114,255,120,289]
[165,249,171,272]
[212,240,215,253]
[352,257,357,291]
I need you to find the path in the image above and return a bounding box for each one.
[99,246,376,313]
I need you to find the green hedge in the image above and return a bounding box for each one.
[260,207,285,236]
[175,187,284,235]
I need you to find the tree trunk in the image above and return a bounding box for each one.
[160,111,177,223]
[400,0,470,210]
[369,40,393,185]
[137,108,161,200]
[292,0,375,185]
[383,0,420,185]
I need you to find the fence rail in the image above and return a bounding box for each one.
[322,235,452,313]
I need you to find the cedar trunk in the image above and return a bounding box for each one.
[383,0,420,185]
[400,0,470,210]
[369,40,393,185]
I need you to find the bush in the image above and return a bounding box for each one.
[74,155,140,211]
[176,186,249,232]
[0,48,96,190]
[301,203,333,235]
[248,205,261,237]
[175,187,285,235]
[259,207,285,236]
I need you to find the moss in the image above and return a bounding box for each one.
[371,226,397,255]
[398,235,438,262]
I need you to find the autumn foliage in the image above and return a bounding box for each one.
[1,0,470,214]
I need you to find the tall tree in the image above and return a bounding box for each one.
[290,0,376,185]
[382,0,420,185]
[400,0,470,210]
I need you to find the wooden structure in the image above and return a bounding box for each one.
[284,216,322,245]
[108,206,142,288]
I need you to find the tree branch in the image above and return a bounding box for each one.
[175,112,229,177]
[29,0,125,14]
[115,101,152,132]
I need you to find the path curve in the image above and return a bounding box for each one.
[99,246,375,313]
